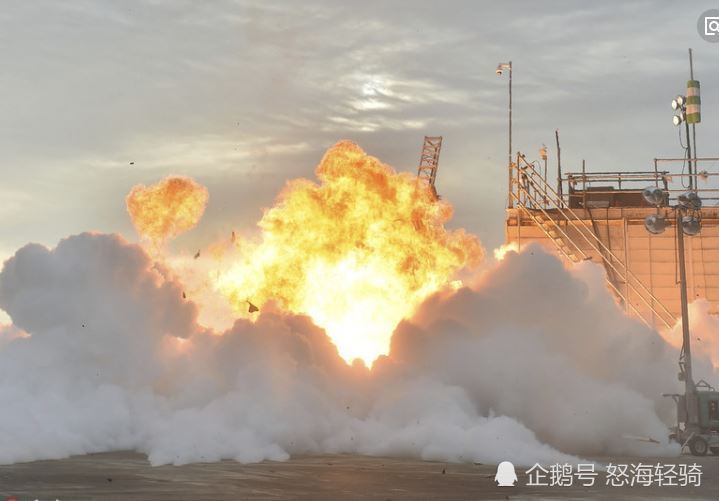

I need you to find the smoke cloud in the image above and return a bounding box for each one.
[0,235,698,467]
[664,299,719,379]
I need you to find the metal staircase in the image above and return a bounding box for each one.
[533,213,579,262]
[510,155,675,330]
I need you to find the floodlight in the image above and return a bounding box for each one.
[675,95,686,107]
[642,186,666,206]
[673,114,684,126]
[682,216,701,236]
[672,99,679,111]
[644,214,667,235]
[496,62,510,76]
[678,191,702,210]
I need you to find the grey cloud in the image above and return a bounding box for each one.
[0,0,718,257]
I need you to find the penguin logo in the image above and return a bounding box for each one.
[495,461,518,487]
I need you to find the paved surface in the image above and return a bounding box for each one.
[0,452,718,500]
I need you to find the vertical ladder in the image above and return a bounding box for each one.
[417,136,443,198]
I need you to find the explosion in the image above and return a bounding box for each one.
[0,147,692,468]
[215,141,483,365]
[126,176,209,248]
[493,242,520,261]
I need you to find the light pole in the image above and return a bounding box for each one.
[643,188,702,427]
[669,89,700,403]
[675,209,695,396]
[672,95,694,190]
[497,61,512,207]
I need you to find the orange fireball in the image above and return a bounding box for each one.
[215,141,483,365]
[126,176,209,247]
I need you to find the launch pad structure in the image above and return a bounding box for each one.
[504,151,719,455]
[502,48,714,333]
[505,154,719,331]
[499,48,719,456]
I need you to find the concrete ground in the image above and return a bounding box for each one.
[0,452,717,500]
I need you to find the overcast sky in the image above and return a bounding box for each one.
[1,0,718,261]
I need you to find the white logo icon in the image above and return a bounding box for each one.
[705,17,719,36]
[495,461,518,487]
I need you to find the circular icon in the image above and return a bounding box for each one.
[698,9,719,43]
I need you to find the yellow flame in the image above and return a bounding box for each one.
[215,141,483,365]
[493,242,520,261]
[126,176,208,247]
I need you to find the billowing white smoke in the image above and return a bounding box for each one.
[0,323,26,349]
[0,234,696,466]
[394,248,708,456]
[664,298,719,379]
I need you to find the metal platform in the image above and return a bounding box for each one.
[505,154,719,329]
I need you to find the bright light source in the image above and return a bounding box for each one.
[642,186,666,206]
[678,191,702,210]
[496,62,510,76]
[672,96,686,110]
[682,216,701,236]
[673,114,684,126]
[644,214,667,235]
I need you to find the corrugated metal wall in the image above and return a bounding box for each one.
[506,207,719,327]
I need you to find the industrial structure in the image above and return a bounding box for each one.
[503,50,716,331]
[500,50,719,455]
[505,155,719,330]
[416,136,443,199]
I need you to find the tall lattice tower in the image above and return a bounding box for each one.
[416,136,443,198]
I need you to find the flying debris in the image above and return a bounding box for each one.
[231,231,236,243]
[129,161,134,165]
[623,434,661,444]
[194,250,201,259]
[247,300,259,313]
[182,291,187,299]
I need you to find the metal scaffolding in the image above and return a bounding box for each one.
[416,136,443,198]
[509,152,676,330]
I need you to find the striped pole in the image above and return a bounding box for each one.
[686,80,701,124]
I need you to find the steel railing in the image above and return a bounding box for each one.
[512,155,676,329]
